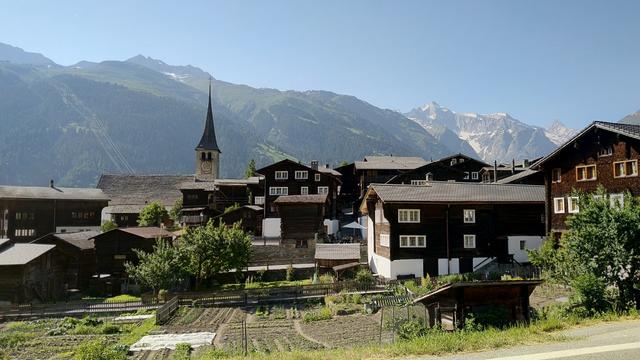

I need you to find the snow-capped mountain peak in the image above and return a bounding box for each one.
[545,120,577,146]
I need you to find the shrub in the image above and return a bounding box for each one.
[158,289,169,302]
[198,348,230,359]
[303,307,332,322]
[355,268,374,284]
[0,332,36,348]
[319,273,334,284]
[104,294,140,303]
[286,265,295,282]
[397,319,428,340]
[100,324,121,335]
[350,293,362,304]
[171,343,191,360]
[571,273,610,314]
[74,339,127,360]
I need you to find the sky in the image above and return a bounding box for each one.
[1,0,639,129]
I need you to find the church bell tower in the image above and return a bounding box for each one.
[195,79,221,181]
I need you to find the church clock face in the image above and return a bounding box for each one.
[200,161,212,174]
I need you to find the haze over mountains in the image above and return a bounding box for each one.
[0,42,628,187]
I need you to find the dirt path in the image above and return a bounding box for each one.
[293,320,329,349]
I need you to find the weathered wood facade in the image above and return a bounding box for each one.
[532,122,640,235]
[211,205,263,236]
[389,154,488,185]
[274,195,327,248]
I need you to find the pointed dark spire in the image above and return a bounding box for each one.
[196,77,220,151]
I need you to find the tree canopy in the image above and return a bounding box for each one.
[244,159,257,179]
[124,238,180,296]
[137,201,169,227]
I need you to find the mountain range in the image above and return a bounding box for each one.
[0,42,628,187]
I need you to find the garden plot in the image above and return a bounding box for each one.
[162,307,239,332]
[301,313,393,348]
[130,332,215,351]
[129,348,173,360]
[220,319,324,353]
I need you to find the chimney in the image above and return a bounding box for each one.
[493,161,498,183]
[310,160,319,170]
[523,159,530,168]
[49,179,55,188]
[512,159,515,174]
[325,163,330,169]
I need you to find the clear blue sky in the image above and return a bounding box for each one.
[2,0,639,128]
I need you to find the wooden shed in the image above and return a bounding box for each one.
[315,243,361,268]
[212,205,263,236]
[274,194,327,248]
[413,280,543,329]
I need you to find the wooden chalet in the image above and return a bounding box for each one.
[211,205,264,236]
[479,159,538,183]
[273,194,328,248]
[0,182,108,243]
[31,231,98,291]
[388,153,488,185]
[353,156,427,198]
[0,239,64,302]
[532,121,640,236]
[413,280,543,329]
[360,182,545,279]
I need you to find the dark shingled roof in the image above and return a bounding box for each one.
[273,194,328,204]
[496,169,540,184]
[315,244,361,260]
[49,231,98,250]
[366,182,544,204]
[0,243,55,266]
[533,121,640,169]
[196,82,220,151]
[93,227,174,240]
[97,174,192,206]
[0,185,108,201]
[355,156,427,170]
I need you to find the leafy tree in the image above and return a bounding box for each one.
[244,159,257,179]
[100,220,118,232]
[124,238,180,297]
[177,220,252,290]
[137,201,168,227]
[338,160,349,167]
[169,198,183,224]
[224,203,241,214]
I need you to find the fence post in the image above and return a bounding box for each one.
[379,306,384,344]
[391,306,395,343]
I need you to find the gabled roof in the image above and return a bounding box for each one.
[256,159,342,183]
[355,156,427,170]
[361,182,543,211]
[0,243,55,266]
[273,194,328,204]
[179,177,263,191]
[532,121,640,169]
[0,185,108,201]
[33,231,99,250]
[433,153,489,167]
[97,174,192,206]
[412,280,543,304]
[495,169,540,184]
[195,81,220,151]
[93,227,174,240]
[315,243,360,260]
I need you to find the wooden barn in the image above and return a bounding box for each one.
[413,280,542,329]
[315,243,361,268]
[274,195,328,248]
[211,205,263,236]
[32,231,98,291]
[0,239,64,303]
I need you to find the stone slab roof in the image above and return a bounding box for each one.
[355,156,428,170]
[0,243,55,266]
[315,243,361,260]
[273,194,328,204]
[0,185,108,201]
[49,231,98,250]
[495,169,540,184]
[97,174,192,206]
[117,227,174,239]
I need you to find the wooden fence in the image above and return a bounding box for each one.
[0,299,161,322]
[155,296,179,325]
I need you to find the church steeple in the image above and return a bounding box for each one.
[195,79,220,152]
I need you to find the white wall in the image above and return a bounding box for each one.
[472,257,490,269]
[372,254,423,279]
[324,219,339,235]
[367,216,375,271]
[262,218,281,238]
[508,236,543,263]
[359,215,368,240]
[438,258,460,275]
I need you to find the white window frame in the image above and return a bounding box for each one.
[567,196,579,213]
[317,186,329,195]
[463,172,470,180]
[398,209,420,223]
[610,193,624,209]
[411,180,428,186]
[472,172,479,180]
[300,186,309,195]
[295,170,308,180]
[399,235,426,248]
[254,196,265,205]
[314,173,321,182]
[613,160,638,178]
[275,171,288,180]
[598,146,613,157]
[553,197,565,214]
[463,209,476,223]
[551,168,562,183]
[451,159,457,166]
[575,165,597,182]
[463,234,476,249]
[380,234,390,247]
[269,187,288,195]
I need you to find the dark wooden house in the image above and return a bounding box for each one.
[413,280,543,329]
[0,182,108,243]
[0,239,64,303]
[532,121,640,236]
[388,154,488,185]
[256,159,342,219]
[31,231,98,291]
[496,169,545,185]
[360,182,545,279]
[274,195,328,248]
[211,205,264,236]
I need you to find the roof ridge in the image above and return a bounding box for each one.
[371,181,544,188]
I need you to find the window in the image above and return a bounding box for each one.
[576,165,596,181]
[472,172,479,180]
[553,197,565,214]
[300,186,309,195]
[426,173,433,181]
[15,212,34,221]
[398,209,420,223]
[451,159,457,166]
[399,235,426,248]
[254,196,265,205]
[519,240,526,250]
[551,168,561,183]
[317,186,329,195]
[14,229,35,237]
[613,160,638,178]
[295,170,308,179]
[315,173,321,181]
[463,209,475,223]
[275,171,288,180]
[187,194,198,201]
[411,180,428,186]
[269,187,288,195]
[567,196,579,213]
[380,234,390,247]
[610,193,624,209]
[598,146,613,157]
[463,172,470,180]
[459,158,465,163]
[463,234,476,249]
[295,239,308,248]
